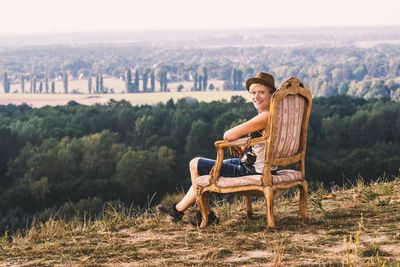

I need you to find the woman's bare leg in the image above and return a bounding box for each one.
[175,157,201,212]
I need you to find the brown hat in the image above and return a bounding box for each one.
[246,72,276,92]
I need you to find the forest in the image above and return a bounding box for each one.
[0,95,399,233]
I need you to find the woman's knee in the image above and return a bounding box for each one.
[189,157,201,169]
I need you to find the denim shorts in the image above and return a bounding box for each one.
[197,157,253,177]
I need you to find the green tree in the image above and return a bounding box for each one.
[27,177,49,203]
[21,75,25,93]
[338,81,349,95]
[177,84,184,91]
[150,70,155,92]
[231,68,237,90]
[32,77,37,93]
[202,67,208,91]
[0,128,23,183]
[198,75,203,91]
[80,130,125,181]
[133,114,157,148]
[2,72,10,93]
[158,70,168,92]
[115,149,149,201]
[45,75,49,93]
[88,76,92,94]
[352,64,367,80]
[115,146,175,203]
[100,74,104,93]
[30,76,36,93]
[63,72,68,94]
[185,120,212,157]
[51,80,55,93]
[236,69,243,90]
[193,72,198,91]
[143,69,149,92]
[125,68,132,93]
[95,75,100,93]
[38,81,43,93]
[134,69,139,93]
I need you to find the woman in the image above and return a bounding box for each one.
[157,72,277,224]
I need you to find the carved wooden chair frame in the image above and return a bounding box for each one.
[195,77,313,228]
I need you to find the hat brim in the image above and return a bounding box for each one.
[246,78,276,92]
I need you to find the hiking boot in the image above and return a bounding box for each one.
[157,203,184,222]
[188,210,219,226]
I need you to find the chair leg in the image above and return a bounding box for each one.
[299,180,309,220]
[196,192,210,228]
[263,186,275,228]
[244,196,253,219]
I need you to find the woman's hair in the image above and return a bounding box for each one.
[249,83,269,92]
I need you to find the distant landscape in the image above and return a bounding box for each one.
[1,26,400,107]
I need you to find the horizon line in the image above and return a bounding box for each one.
[1,24,400,38]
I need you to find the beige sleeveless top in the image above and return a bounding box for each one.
[253,143,278,174]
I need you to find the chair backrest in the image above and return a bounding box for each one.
[265,77,312,170]
[270,94,305,158]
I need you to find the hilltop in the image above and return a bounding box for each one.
[1,178,399,266]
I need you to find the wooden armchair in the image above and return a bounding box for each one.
[195,77,312,228]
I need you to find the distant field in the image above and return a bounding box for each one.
[2,78,248,107]
[8,78,225,94]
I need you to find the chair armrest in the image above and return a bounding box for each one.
[209,135,269,184]
[214,137,251,148]
[210,137,251,183]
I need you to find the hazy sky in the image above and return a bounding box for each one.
[1,0,400,35]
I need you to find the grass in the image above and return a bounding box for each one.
[1,177,400,266]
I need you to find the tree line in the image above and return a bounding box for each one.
[0,95,399,233]
[1,44,400,99]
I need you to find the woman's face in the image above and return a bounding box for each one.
[249,83,273,113]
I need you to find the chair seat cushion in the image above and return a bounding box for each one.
[196,169,303,188]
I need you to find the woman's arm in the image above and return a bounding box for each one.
[223,112,269,142]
